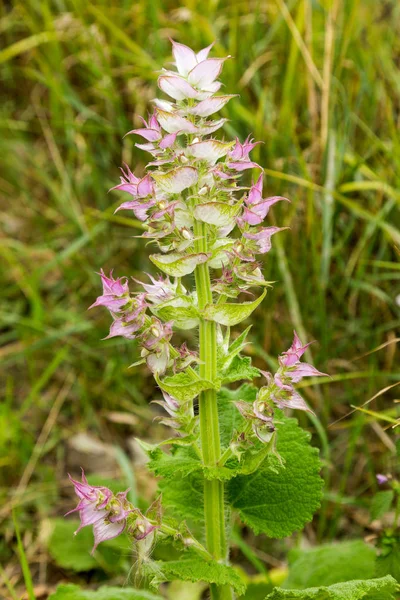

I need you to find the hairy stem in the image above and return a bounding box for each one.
[194,218,233,600]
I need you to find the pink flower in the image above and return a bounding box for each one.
[140,318,173,374]
[243,226,287,254]
[89,269,130,312]
[134,273,179,305]
[241,174,289,225]
[125,113,162,142]
[111,168,157,221]
[226,136,261,172]
[377,474,389,485]
[66,470,130,553]
[103,294,148,340]
[280,331,312,367]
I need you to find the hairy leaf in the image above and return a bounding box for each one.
[48,584,162,600]
[285,540,376,589]
[146,556,246,595]
[226,390,323,537]
[148,447,201,479]
[265,576,398,599]
[149,252,209,277]
[220,355,260,384]
[156,371,215,402]
[204,290,266,326]
[159,471,204,523]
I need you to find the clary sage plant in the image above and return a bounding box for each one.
[67,41,327,599]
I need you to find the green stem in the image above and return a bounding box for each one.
[194,218,233,600]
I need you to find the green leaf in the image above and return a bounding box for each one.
[265,576,398,599]
[159,471,204,523]
[285,540,376,589]
[145,555,246,595]
[48,584,162,600]
[148,447,201,479]
[227,394,323,538]
[193,201,241,227]
[370,491,394,521]
[220,355,260,384]
[47,519,128,573]
[156,371,215,402]
[376,533,400,582]
[204,290,266,326]
[149,252,209,277]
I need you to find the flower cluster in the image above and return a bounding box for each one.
[235,331,327,442]
[91,40,288,372]
[66,470,161,553]
[90,269,195,374]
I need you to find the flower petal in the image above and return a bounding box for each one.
[92,518,126,553]
[159,132,178,149]
[125,128,161,142]
[244,226,286,253]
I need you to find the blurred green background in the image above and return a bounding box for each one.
[1,0,400,596]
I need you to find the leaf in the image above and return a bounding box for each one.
[47,519,128,573]
[149,252,209,277]
[146,556,246,596]
[156,371,215,402]
[204,290,266,326]
[148,446,236,482]
[370,491,394,521]
[220,355,260,384]
[158,471,204,523]
[265,576,398,600]
[375,533,400,582]
[48,584,162,600]
[193,202,241,227]
[285,540,376,589]
[148,447,201,479]
[152,166,198,193]
[226,390,323,538]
